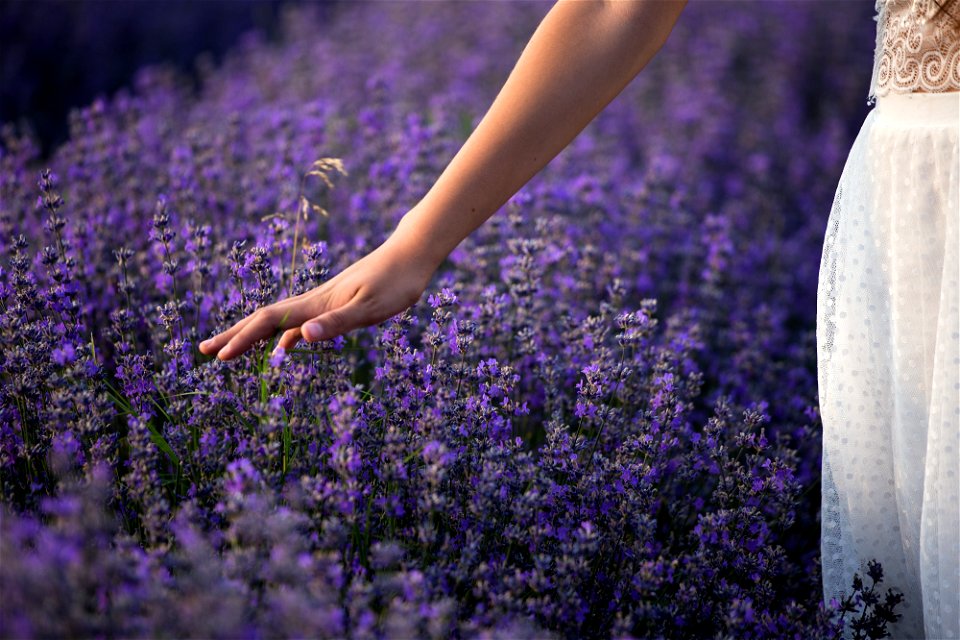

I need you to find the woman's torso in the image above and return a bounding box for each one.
[869,0,960,103]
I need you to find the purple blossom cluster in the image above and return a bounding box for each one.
[1,2,901,638]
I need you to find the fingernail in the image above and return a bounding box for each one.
[303,322,322,341]
[217,347,229,360]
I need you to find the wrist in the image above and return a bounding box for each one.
[391,202,452,273]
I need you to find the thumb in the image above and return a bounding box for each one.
[301,303,364,342]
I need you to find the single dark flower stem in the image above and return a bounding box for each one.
[590,344,627,461]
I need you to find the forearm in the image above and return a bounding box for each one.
[393,0,686,268]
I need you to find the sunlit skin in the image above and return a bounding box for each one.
[198,0,687,362]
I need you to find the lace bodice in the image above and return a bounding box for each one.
[869,0,960,103]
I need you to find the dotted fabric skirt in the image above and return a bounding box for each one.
[817,91,959,640]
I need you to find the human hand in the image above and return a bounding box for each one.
[198,229,437,361]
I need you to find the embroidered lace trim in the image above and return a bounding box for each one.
[869,0,960,104]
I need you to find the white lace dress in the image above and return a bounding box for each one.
[817,1,959,638]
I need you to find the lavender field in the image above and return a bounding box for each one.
[0,2,905,638]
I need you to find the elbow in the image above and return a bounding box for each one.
[606,0,687,54]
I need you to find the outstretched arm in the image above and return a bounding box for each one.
[200,0,687,361]
[395,0,687,269]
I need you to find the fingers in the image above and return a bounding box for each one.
[301,301,367,343]
[215,304,309,361]
[276,327,301,351]
[198,278,374,361]
[198,312,257,356]
[199,289,322,357]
